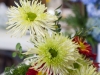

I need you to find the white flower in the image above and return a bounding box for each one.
[6,0,57,37]
[70,65,100,75]
[24,34,80,75]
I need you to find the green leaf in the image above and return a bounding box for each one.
[56,16,62,24]
[57,12,61,16]
[55,4,62,10]
[16,43,21,50]
[12,52,17,57]
[55,11,61,16]
[57,24,61,28]
[19,46,22,53]
[18,53,24,59]
[19,55,24,59]
[58,16,62,21]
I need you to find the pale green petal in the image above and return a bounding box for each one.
[7,0,57,37]
[24,34,81,75]
[70,65,100,75]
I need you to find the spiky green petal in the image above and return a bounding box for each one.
[7,0,57,37]
[24,34,81,75]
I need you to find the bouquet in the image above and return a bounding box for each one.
[4,0,100,75]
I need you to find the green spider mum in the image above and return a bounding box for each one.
[6,0,57,37]
[70,65,100,75]
[24,34,81,75]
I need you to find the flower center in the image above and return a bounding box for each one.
[49,48,58,58]
[79,42,86,49]
[27,12,37,21]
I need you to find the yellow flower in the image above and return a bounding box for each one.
[6,0,57,37]
[25,34,80,75]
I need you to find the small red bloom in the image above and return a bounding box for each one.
[92,62,100,71]
[73,36,96,60]
[26,67,46,75]
[93,62,99,69]
[26,67,38,75]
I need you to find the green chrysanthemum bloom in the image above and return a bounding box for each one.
[70,65,100,75]
[75,56,93,67]
[25,34,81,75]
[69,57,100,75]
[6,0,57,37]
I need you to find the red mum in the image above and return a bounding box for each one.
[73,36,96,60]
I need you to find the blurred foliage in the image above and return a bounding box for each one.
[4,64,30,75]
[62,2,98,49]
[63,3,87,30]
[53,5,62,33]
[86,18,100,42]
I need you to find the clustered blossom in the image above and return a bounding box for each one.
[86,18,100,42]
[6,0,100,75]
[70,0,97,4]
[81,0,97,5]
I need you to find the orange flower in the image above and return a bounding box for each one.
[73,36,96,60]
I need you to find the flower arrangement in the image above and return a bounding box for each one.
[4,0,100,75]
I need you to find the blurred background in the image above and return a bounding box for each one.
[0,0,100,74]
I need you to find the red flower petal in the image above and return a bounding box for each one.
[93,62,100,71]
[26,67,38,75]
